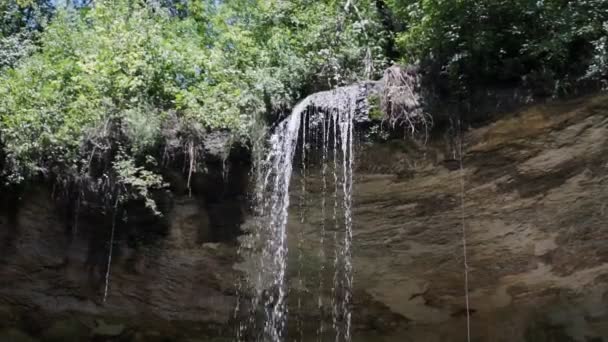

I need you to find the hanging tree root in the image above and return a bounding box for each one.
[380,65,432,135]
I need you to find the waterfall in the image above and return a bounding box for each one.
[259,110,302,342]
[236,84,367,342]
[234,71,427,341]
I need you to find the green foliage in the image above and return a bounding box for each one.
[367,94,383,121]
[2,0,607,215]
[1,0,52,37]
[0,0,387,214]
[0,32,36,70]
[0,0,53,69]
[587,22,608,86]
[113,153,167,216]
[386,0,608,95]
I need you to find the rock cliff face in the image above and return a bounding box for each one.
[2,93,608,341]
[336,93,608,341]
[0,143,251,341]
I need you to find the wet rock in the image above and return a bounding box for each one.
[92,319,125,338]
[286,93,608,340]
[0,305,15,328]
[42,318,90,342]
[0,328,39,342]
[0,173,243,339]
[2,93,608,341]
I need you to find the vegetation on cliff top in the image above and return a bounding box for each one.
[385,0,608,97]
[1,0,607,213]
[0,0,386,210]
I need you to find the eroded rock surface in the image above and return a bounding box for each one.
[1,94,608,341]
[288,93,608,341]
[0,150,250,341]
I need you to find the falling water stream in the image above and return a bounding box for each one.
[103,193,120,304]
[236,85,364,342]
[259,110,301,342]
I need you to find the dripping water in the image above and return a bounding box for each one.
[331,109,341,342]
[457,119,472,342]
[296,111,309,342]
[103,192,120,304]
[339,103,354,342]
[237,85,363,342]
[73,190,81,236]
[317,113,329,342]
[260,111,302,342]
[234,105,305,342]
